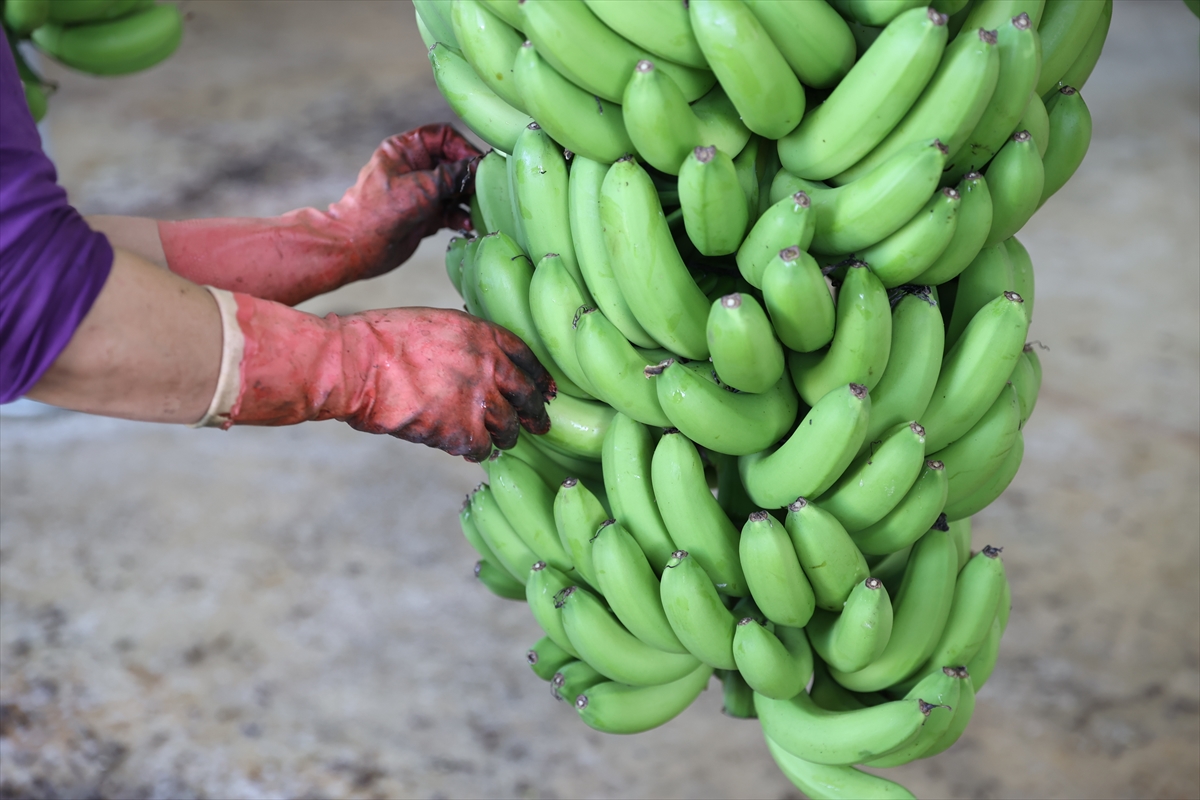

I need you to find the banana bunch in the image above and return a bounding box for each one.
[4,0,184,121]
[426,1,1105,796]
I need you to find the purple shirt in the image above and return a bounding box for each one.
[1,42,113,403]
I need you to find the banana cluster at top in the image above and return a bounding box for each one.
[4,0,185,121]
[426,1,1107,797]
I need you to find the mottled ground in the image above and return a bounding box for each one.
[1,2,1197,798]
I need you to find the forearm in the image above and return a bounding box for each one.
[85,215,167,268]
[26,247,222,424]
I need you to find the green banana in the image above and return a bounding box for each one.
[551,659,605,704]
[591,520,690,654]
[519,0,714,104]
[983,130,1044,246]
[558,585,702,685]
[736,192,815,288]
[829,527,958,691]
[739,511,817,628]
[470,483,540,582]
[912,171,993,285]
[32,3,181,76]
[852,460,950,555]
[785,498,871,611]
[936,0,973,15]
[809,658,871,712]
[451,0,526,112]
[720,668,757,719]
[475,559,527,600]
[965,612,1002,690]
[715,453,761,527]
[944,430,1024,520]
[789,262,892,406]
[731,133,767,227]
[512,125,588,293]
[707,293,784,394]
[574,662,713,734]
[832,26,999,185]
[479,0,521,28]
[526,434,606,483]
[415,0,460,48]
[528,635,574,681]
[921,290,1029,452]
[920,666,975,757]
[998,569,1012,633]
[1010,344,1041,425]
[460,492,502,566]
[858,286,944,454]
[459,234,488,316]
[487,451,573,571]
[943,13,1041,182]
[761,246,836,353]
[474,152,521,242]
[743,0,857,89]
[445,235,470,297]
[932,382,1020,508]
[659,550,740,669]
[4,0,48,34]
[846,0,928,26]
[574,308,671,427]
[600,157,710,359]
[678,146,749,256]
[582,0,707,69]
[512,41,634,164]
[528,254,600,399]
[960,0,1045,32]
[1057,0,1111,91]
[688,0,805,139]
[764,735,918,800]
[429,43,533,154]
[601,415,677,573]
[527,561,582,657]
[864,667,962,766]
[416,5,440,50]
[1035,0,1106,95]
[1020,90,1051,158]
[739,383,871,510]
[777,7,948,181]
[1004,235,1036,321]
[807,577,895,674]
[652,358,800,457]
[539,391,614,460]
[857,187,962,288]
[945,241,1015,349]
[949,515,972,570]
[652,431,748,595]
[553,477,606,588]
[817,421,928,532]
[732,618,807,700]
[1039,86,1092,208]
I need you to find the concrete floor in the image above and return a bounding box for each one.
[1,2,1197,798]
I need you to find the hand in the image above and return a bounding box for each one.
[157,124,483,306]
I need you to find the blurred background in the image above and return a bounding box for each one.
[0,1,1197,798]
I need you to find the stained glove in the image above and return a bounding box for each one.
[199,289,554,460]
[160,125,481,306]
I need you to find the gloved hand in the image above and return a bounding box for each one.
[159,125,481,307]
[205,290,554,460]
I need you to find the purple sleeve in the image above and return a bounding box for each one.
[0,43,114,403]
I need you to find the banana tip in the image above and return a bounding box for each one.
[865,577,883,590]
[792,191,811,208]
[527,650,539,665]
[928,8,948,25]
[788,497,809,512]
[474,561,483,577]
[562,477,578,488]
[749,510,772,522]
[932,513,950,532]
[720,293,742,309]
[979,28,998,45]
[694,145,717,163]
[636,59,654,73]
[779,245,801,261]
[982,544,1004,559]
[1004,290,1025,303]
[1013,12,1031,30]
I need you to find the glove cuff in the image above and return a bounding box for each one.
[189,286,245,429]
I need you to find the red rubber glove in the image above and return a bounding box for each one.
[159,125,481,306]
[208,291,554,460]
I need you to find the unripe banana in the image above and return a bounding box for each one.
[739,511,817,628]
[732,135,766,226]
[591,520,690,654]
[470,483,540,582]
[857,187,962,288]
[846,0,928,26]
[946,242,1015,349]
[679,146,749,256]
[689,0,805,139]
[944,430,1024,520]
[785,498,871,611]
[574,308,671,427]
[809,659,872,712]
[960,0,1045,32]
[513,125,588,294]
[789,262,892,406]
[737,192,816,288]
[720,668,757,719]
[920,666,976,758]
[1005,236,1036,321]
[829,527,958,691]
[833,26,1000,186]
[460,491,503,569]
[475,559,527,600]
[732,618,806,700]
[807,577,895,674]
[651,358,800,457]
[551,659,605,704]
[739,383,871,510]
[1057,0,1111,91]
[707,294,785,394]
[864,667,963,766]
[1039,86,1092,208]
[452,0,526,111]
[858,286,945,454]
[474,152,521,243]
[602,415,677,573]
[540,392,614,460]
[582,0,707,69]
[912,171,993,285]
[415,0,459,48]
[659,550,740,669]
[818,421,928,532]
[932,382,1021,507]
[553,477,606,588]
[512,41,634,164]
[983,130,1044,246]
[764,736,918,800]
[528,635,574,681]
[921,291,1030,452]
[1010,344,1041,426]
[429,43,533,154]
[527,561,582,657]
[32,3,182,76]
[777,7,948,181]
[949,516,972,570]
[1034,0,1106,95]
[743,0,856,89]
[965,612,1002,690]
[1019,90,1051,159]
[574,662,713,734]
[416,5,440,50]
[600,157,710,359]
[852,460,949,555]
[479,0,521,28]
[652,431,748,595]
[761,246,836,353]
[527,434,606,483]
[4,0,48,34]
[444,235,470,297]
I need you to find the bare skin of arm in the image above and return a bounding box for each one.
[86,215,166,268]
[26,246,222,424]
